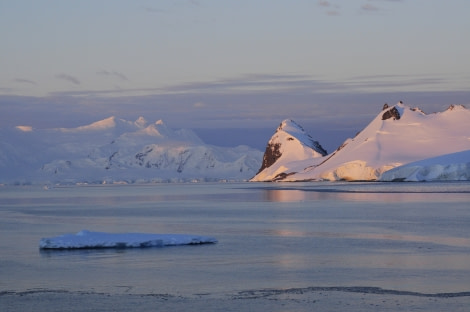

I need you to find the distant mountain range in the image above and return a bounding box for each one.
[2,102,469,185]
[0,117,263,185]
[251,102,470,182]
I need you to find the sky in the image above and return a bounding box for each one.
[1,0,470,152]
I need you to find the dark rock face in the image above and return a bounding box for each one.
[254,119,327,176]
[382,107,401,120]
[310,139,327,156]
[257,142,282,174]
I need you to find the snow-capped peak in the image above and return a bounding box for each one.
[134,116,148,128]
[58,116,132,133]
[275,119,328,154]
[137,120,171,137]
[445,104,467,112]
[0,116,263,184]
[15,125,33,132]
[73,116,117,131]
[257,102,470,182]
[251,119,327,181]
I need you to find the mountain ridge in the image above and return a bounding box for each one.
[251,102,470,182]
[0,117,262,185]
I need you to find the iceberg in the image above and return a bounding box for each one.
[39,230,217,249]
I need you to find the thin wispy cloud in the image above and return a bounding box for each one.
[318,0,340,16]
[366,0,404,3]
[14,78,36,85]
[55,73,80,85]
[143,6,164,14]
[361,3,380,12]
[47,73,457,100]
[193,101,206,108]
[361,0,403,13]
[318,0,331,7]
[97,70,128,81]
[326,10,340,16]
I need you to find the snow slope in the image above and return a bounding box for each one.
[379,150,470,181]
[252,103,470,182]
[40,230,217,249]
[250,119,327,181]
[0,117,262,185]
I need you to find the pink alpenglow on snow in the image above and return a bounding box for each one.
[251,103,470,182]
[252,119,327,181]
[379,150,470,182]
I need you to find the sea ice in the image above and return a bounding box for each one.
[39,230,217,249]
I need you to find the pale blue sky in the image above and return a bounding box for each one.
[1,0,470,151]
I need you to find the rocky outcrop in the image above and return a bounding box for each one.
[251,119,327,181]
[257,142,282,174]
[252,101,470,182]
[382,102,401,120]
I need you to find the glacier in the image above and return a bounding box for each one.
[39,230,217,249]
[379,150,470,182]
[0,117,263,185]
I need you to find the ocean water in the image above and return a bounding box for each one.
[1,182,470,297]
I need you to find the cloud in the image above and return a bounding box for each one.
[361,0,403,13]
[367,0,403,2]
[318,1,340,16]
[55,73,80,85]
[46,73,464,100]
[143,6,164,14]
[14,78,36,85]
[361,3,380,11]
[193,102,206,108]
[2,72,470,152]
[97,70,128,81]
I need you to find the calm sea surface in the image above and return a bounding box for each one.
[1,182,470,296]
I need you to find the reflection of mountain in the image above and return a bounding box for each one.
[263,189,310,202]
[0,117,262,184]
[252,103,470,182]
[261,187,387,202]
[262,187,457,203]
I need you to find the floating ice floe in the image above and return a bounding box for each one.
[39,230,217,249]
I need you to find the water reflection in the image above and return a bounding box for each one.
[268,229,470,248]
[261,187,470,202]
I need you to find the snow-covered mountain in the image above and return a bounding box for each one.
[251,102,470,182]
[0,117,263,185]
[253,119,327,181]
